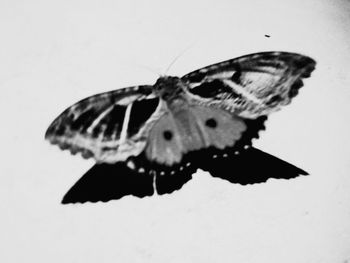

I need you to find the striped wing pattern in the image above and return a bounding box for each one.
[182,52,316,118]
[45,85,160,163]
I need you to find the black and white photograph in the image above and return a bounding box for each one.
[1,0,350,262]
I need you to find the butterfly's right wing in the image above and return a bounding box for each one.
[181,52,316,118]
[45,85,161,163]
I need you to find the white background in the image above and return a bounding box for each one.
[1,0,350,262]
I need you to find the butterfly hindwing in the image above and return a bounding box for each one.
[145,103,246,166]
[182,52,316,118]
[45,85,161,163]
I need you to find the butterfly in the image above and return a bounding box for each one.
[45,51,316,203]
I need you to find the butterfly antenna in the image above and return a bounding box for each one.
[164,42,197,75]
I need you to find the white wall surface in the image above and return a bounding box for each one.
[1,0,350,262]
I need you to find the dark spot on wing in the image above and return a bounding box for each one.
[264,34,270,38]
[128,98,159,136]
[231,69,241,84]
[163,130,173,140]
[205,118,217,128]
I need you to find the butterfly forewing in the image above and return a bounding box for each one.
[182,52,316,118]
[45,85,160,163]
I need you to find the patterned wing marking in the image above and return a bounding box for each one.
[181,52,316,118]
[145,104,246,166]
[127,98,161,137]
[45,85,160,163]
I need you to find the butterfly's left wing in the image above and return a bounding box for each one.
[45,85,161,163]
[181,52,316,118]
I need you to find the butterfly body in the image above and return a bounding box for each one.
[153,76,186,101]
[46,52,316,184]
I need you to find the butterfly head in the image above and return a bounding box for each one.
[153,76,185,100]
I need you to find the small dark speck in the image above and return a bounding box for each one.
[163,130,173,141]
[206,118,217,128]
[265,35,270,38]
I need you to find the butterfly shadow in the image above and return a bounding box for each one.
[62,147,308,204]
